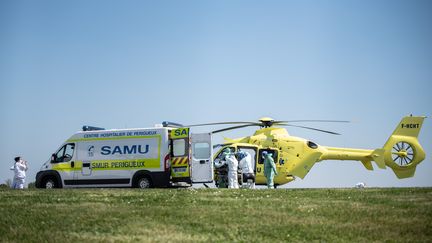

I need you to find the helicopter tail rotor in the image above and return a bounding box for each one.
[382,116,426,178]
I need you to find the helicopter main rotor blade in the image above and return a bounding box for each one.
[184,121,259,127]
[212,124,260,134]
[284,124,341,135]
[184,119,349,128]
[274,120,350,123]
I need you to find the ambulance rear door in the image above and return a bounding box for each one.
[190,133,214,183]
[170,128,191,181]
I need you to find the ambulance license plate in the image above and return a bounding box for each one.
[173,167,187,173]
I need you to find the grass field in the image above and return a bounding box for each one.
[0,188,431,242]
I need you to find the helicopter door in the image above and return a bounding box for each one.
[237,146,258,172]
[190,133,214,183]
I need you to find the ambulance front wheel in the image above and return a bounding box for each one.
[43,177,58,189]
[135,176,152,189]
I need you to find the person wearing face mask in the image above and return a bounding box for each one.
[223,148,239,189]
[263,151,277,189]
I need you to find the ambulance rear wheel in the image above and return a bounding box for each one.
[136,176,152,189]
[43,177,58,189]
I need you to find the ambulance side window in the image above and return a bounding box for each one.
[172,139,186,157]
[54,143,75,163]
[193,142,210,159]
[64,144,75,162]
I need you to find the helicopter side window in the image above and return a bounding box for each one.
[258,149,278,164]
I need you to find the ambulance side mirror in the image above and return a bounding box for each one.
[51,153,57,163]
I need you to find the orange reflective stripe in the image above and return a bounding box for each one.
[172,157,188,166]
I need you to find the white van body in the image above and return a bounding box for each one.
[36,127,213,188]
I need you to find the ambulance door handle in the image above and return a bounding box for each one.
[71,161,75,168]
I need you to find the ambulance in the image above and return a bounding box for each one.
[35,125,214,188]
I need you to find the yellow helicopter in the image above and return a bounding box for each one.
[185,115,426,187]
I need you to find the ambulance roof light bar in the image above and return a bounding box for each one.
[162,121,184,128]
[82,126,105,131]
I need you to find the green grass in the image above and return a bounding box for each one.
[0,188,431,242]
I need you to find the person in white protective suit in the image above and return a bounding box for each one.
[224,148,239,189]
[237,150,255,189]
[10,156,28,189]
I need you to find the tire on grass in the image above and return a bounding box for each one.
[134,175,152,189]
[42,176,58,189]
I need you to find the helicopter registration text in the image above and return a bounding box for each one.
[401,123,419,129]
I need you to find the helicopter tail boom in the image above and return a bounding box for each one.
[319,147,385,170]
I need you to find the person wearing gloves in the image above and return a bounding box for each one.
[237,150,255,189]
[263,151,278,189]
[10,156,28,189]
[224,148,239,189]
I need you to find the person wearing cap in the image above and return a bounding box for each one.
[263,151,277,189]
[10,156,28,189]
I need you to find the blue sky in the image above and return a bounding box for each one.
[1,0,431,187]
